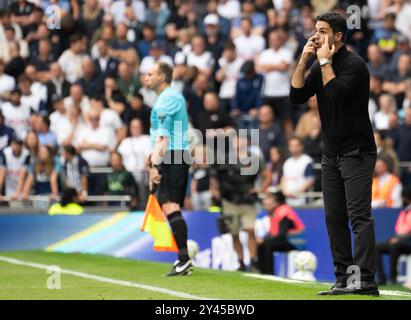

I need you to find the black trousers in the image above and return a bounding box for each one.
[257,236,296,275]
[375,238,411,284]
[321,151,377,282]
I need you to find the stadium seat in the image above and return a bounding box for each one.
[397,255,411,284]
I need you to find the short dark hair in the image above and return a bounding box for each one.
[267,190,286,205]
[224,41,236,51]
[156,62,173,84]
[61,188,79,207]
[63,144,77,156]
[315,12,347,41]
[69,34,82,45]
[41,115,50,128]
[241,16,252,25]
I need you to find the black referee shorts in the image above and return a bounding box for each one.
[157,150,190,207]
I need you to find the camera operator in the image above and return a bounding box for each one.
[210,132,263,272]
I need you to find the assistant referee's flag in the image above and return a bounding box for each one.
[140,194,178,252]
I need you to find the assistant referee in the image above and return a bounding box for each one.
[290,12,379,296]
[146,62,192,276]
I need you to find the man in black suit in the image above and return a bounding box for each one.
[93,38,119,79]
[45,62,71,115]
[290,12,379,296]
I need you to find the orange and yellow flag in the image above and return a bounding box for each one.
[140,194,178,252]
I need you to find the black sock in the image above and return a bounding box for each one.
[167,211,189,262]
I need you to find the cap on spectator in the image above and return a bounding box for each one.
[150,40,165,51]
[51,93,63,103]
[204,14,219,26]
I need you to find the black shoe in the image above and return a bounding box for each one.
[165,260,193,276]
[236,261,246,272]
[318,282,346,296]
[329,281,379,297]
[248,261,261,274]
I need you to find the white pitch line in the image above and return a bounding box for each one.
[244,273,411,298]
[0,256,216,300]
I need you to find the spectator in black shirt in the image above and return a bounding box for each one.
[60,144,89,200]
[258,105,285,162]
[106,151,139,210]
[382,53,411,109]
[29,39,55,72]
[290,12,378,296]
[393,108,411,186]
[123,93,151,135]
[165,0,190,43]
[183,73,208,126]
[0,111,16,151]
[93,38,119,78]
[9,0,35,37]
[195,92,234,143]
[77,58,104,97]
[45,62,71,114]
[203,14,225,63]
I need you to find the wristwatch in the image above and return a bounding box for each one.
[319,58,332,66]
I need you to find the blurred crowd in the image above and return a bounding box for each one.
[0,0,410,211]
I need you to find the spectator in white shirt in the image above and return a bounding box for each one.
[374,94,397,130]
[233,17,265,61]
[110,0,146,26]
[89,95,126,146]
[0,59,15,99]
[217,0,241,20]
[18,75,43,114]
[139,41,173,75]
[64,83,91,120]
[74,108,116,168]
[49,95,71,146]
[280,137,315,207]
[24,64,48,106]
[256,29,294,139]
[184,35,215,77]
[58,34,88,83]
[0,88,32,139]
[74,108,116,195]
[117,118,151,201]
[216,41,243,113]
[0,138,30,200]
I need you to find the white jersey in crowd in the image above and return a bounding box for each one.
[58,50,89,84]
[258,46,293,97]
[217,0,241,20]
[282,154,315,207]
[218,56,244,99]
[139,55,174,74]
[184,51,215,71]
[0,146,30,196]
[110,0,146,25]
[99,108,123,134]
[0,73,15,96]
[74,125,116,167]
[234,34,265,61]
[0,101,31,139]
[117,135,151,182]
[49,111,72,146]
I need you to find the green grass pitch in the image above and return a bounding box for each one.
[0,250,410,300]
